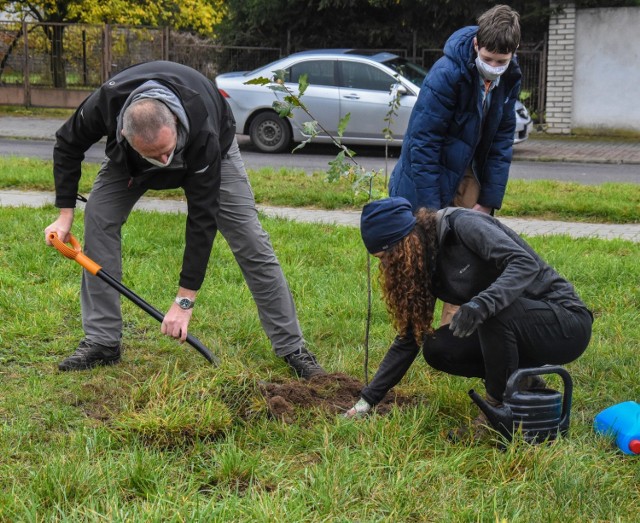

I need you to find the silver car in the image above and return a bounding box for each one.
[216,50,531,153]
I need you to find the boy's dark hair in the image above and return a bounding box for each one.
[476,4,521,54]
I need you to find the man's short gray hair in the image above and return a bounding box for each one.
[122,98,176,145]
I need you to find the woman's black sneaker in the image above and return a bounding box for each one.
[58,339,121,371]
[284,347,326,379]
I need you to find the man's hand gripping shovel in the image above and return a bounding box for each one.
[48,232,220,365]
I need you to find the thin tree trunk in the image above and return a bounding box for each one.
[49,24,67,88]
[0,27,24,82]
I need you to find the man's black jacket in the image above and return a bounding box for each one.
[53,60,236,290]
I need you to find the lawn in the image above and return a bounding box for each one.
[0,205,639,521]
[1,156,639,223]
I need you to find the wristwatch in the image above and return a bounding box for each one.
[175,296,195,310]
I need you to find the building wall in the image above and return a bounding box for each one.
[546,3,640,133]
[573,7,640,131]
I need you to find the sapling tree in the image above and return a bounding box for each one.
[245,70,384,203]
[382,78,403,187]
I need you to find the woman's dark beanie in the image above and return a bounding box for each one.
[360,197,416,254]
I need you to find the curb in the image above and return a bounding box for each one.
[513,155,640,165]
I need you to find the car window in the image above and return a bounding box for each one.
[339,61,396,91]
[382,57,429,87]
[285,60,336,87]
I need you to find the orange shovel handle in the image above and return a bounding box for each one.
[48,232,102,275]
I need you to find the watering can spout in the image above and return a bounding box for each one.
[468,389,513,440]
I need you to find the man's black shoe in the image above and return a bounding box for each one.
[58,339,121,371]
[284,347,327,379]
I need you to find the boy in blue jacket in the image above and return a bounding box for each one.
[390,4,521,213]
[389,4,522,323]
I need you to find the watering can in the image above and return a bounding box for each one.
[469,366,573,443]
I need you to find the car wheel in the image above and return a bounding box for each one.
[249,111,292,153]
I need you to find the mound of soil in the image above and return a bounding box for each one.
[260,372,415,423]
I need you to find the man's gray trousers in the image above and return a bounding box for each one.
[80,139,304,357]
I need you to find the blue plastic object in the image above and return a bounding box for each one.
[594,401,640,455]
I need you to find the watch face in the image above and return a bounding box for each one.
[177,298,193,309]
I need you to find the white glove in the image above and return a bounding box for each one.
[343,398,372,419]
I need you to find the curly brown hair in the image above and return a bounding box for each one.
[378,208,439,343]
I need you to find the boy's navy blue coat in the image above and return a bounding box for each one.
[389,26,522,211]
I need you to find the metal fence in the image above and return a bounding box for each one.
[0,21,281,89]
[516,43,546,124]
[0,21,545,120]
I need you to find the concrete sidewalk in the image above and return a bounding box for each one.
[514,137,640,165]
[2,189,639,243]
[0,117,65,141]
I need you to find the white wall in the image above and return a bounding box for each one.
[573,7,640,131]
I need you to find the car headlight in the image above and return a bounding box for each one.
[516,105,529,119]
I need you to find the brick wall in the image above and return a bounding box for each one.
[545,2,576,134]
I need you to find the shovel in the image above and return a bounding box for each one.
[48,232,219,365]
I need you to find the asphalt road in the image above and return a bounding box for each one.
[2,137,639,185]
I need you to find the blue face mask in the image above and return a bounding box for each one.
[475,56,509,82]
[142,148,175,168]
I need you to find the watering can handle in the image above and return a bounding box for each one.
[505,366,573,431]
[549,366,573,432]
[48,232,102,275]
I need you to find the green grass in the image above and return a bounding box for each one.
[0,104,75,118]
[1,206,639,521]
[1,156,639,223]
[501,179,640,223]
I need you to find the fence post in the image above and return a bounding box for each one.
[286,29,291,57]
[162,26,170,61]
[412,31,417,64]
[538,34,548,125]
[102,24,112,82]
[22,21,31,107]
[82,29,88,86]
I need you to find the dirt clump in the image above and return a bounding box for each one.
[260,372,415,423]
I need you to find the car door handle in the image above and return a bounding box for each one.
[343,93,360,100]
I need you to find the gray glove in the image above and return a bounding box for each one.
[343,398,372,419]
[449,301,487,338]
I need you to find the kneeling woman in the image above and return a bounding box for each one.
[346,197,593,428]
